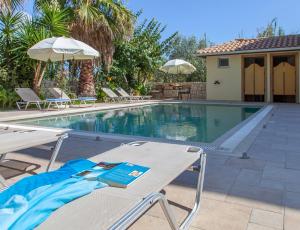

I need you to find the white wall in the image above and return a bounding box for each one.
[206,55,242,101]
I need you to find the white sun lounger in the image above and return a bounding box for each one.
[48,88,97,107]
[101,87,126,102]
[15,88,45,110]
[116,87,152,101]
[0,123,68,187]
[15,88,71,110]
[37,141,206,230]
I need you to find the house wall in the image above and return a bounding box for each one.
[206,52,300,103]
[206,55,242,101]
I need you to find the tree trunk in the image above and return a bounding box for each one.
[33,62,42,93]
[78,60,96,96]
[32,62,47,94]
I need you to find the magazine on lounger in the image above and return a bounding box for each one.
[74,162,150,188]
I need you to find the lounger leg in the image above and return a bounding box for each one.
[16,102,21,110]
[108,152,207,230]
[179,152,206,230]
[0,153,7,162]
[46,133,68,172]
[25,102,30,110]
[0,174,7,189]
[0,154,8,189]
[37,102,42,110]
[108,192,178,230]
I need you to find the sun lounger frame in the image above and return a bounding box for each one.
[109,145,206,230]
[15,88,45,110]
[48,88,97,107]
[3,141,206,229]
[101,87,127,103]
[115,87,152,102]
[0,125,68,188]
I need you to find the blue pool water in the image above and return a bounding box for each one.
[22,104,261,143]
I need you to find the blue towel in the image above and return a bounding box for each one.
[0,159,106,230]
[0,178,107,229]
[0,159,96,206]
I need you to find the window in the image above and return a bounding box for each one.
[218,58,229,68]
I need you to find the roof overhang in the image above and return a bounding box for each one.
[196,46,300,57]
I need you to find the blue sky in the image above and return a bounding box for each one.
[24,0,300,44]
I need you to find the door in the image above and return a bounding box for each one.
[244,57,265,102]
[273,56,296,103]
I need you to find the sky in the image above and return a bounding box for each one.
[23,0,300,44]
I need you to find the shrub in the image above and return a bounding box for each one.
[0,86,18,109]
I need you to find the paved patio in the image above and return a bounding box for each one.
[1,104,300,230]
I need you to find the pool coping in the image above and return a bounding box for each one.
[2,100,272,156]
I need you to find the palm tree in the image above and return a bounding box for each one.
[68,0,134,96]
[2,0,133,95]
[0,0,23,12]
[0,2,70,92]
[36,0,134,96]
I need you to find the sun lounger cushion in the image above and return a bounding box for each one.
[78,97,97,101]
[0,159,106,229]
[46,98,70,102]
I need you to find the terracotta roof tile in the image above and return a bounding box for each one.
[197,35,300,56]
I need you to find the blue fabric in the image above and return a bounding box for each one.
[0,159,96,205]
[7,179,106,230]
[46,98,70,102]
[78,97,96,101]
[0,159,105,230]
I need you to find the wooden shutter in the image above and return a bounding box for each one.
[244,64,255,95]
[284,62,296,95]
[273,62,285,95]
[254,64,265,95]
[273,62,296,96]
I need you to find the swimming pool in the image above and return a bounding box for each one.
[21,103,261,143]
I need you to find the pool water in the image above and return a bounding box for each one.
[22,104,261,143]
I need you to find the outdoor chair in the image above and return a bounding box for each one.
[101,87,126,102]
[25,141,206,229]
[115,87,152,101]
[48,88,97,107]
[178,85,191,100]
[15,88,44,110]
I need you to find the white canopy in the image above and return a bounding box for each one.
[27,37,99,62]
[160,59,196,74]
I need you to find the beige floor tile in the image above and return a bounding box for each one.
[226,184,284,213]
[247,223,277,230]
[250,209,283,229]
[129,214,175,230]
[191,198,251,230]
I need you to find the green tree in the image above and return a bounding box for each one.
[0,3,70,92]
[257,18,285,38]
[2,0,134,96]
[110,18,177,94]
[35,0,134,96]
[161,34,208,82]
[0,0,23,12]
